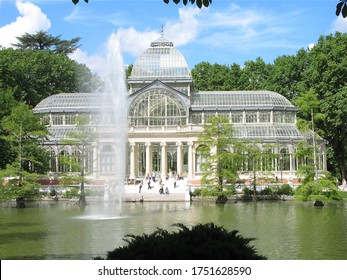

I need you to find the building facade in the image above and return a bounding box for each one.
[34,36,327,184]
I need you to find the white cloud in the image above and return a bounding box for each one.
[331,16,347,33]
[194,3,299,52]
[64,6,91,22]
[114,7,201,57]
[308,43,315,50]
[116,27,159,57]
[164,7,201,46]
[0,0,50,48]
[69,48,107,77]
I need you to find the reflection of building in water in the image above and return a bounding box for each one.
[34,35,327,183]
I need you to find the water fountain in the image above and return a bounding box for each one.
[99,32,128,214]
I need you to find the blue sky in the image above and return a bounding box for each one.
[1,0,346,77]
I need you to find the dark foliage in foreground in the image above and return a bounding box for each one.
[105,223,266,260]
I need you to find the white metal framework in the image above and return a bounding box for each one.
[34,35,327,183]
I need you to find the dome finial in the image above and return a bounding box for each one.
[160,24,164,37]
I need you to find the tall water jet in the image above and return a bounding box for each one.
[99,32,128,213]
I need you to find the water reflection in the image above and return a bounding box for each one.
[0,200,346,260]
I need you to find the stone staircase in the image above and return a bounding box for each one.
[123,177,190,202]
[123,192,187,202]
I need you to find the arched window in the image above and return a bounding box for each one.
[129,89,187,127]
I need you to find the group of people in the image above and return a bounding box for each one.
[159,185,170,195]
[138,172,184,194]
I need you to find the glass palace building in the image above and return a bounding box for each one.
[34,36,327,184]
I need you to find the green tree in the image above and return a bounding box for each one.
[0,87,19,169]
[242,57,270,90]
[321,86,347,180]
[0,49,102,106]
[0,104,49,207]
[294,179,341,202]
[225,63,248,90]
[295,141,315,184]
[294,89,321,180]
[191,61,213,90]
[197,116,241,202]
[301,33,347,181]
[267,52,309,101]
[241,142,276,201]
[12,31,81,55]
[59,115,96,205]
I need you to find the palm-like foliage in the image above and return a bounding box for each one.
[106,223,266,260]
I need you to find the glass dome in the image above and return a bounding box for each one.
[130,36,191,79]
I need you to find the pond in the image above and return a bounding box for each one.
[0,200,346,260]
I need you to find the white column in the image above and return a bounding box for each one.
[92,144,97,177]
[323,151,327,171]
[176,141,183,176]
[161,142,167,179]
[145,142,152,177]
[129,142,136,180]
[188,142,194,180]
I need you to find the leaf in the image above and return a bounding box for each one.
[173,0,180,4]
[72,0,79,4]
[336,2,343,16]
[84,0,89,3]
[163,0,169,3]
[197,0,202,9]
[183,0,188,5]
[342,3,347,17]
[203,0,211,7]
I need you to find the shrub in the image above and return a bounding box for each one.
[62,186,79,199]
[259,187,273,195]
[105,223,266,260]
[191,188,202,197]
[276,184,294,196]
[199,185,236,197]
[242,187,257,197]
[294,179,341,201]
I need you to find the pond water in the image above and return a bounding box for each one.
[0,200,346,260]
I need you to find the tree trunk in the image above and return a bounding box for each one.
[78,144,87,206]
[16,197,26,208]
[216,194,228,204]
[78,179,87,206]
[252,169,257,201]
